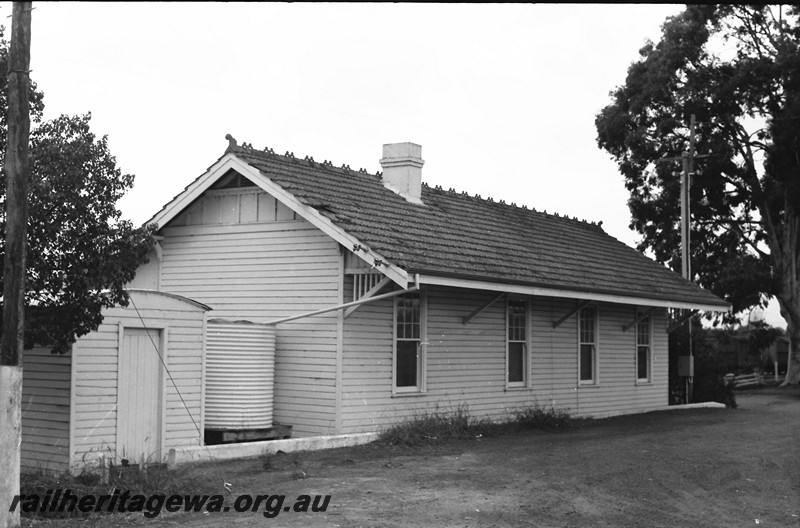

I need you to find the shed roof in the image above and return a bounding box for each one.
[151,142,729,311]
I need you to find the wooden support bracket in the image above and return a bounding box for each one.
[552,300,592,329]
[462,293,506,325]
[622,308,655,333]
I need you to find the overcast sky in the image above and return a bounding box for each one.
[10,2,783,326]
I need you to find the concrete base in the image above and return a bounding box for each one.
[1,366,22,528]
[585,401,726,420]
[204,423,292,445]
[660,402,727,410]
[168,431,379,468]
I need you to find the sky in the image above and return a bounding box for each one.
[6,2,785,327]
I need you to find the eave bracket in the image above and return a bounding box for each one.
[462,293,506,325]
[623,308,655,333]
[552,300,592,329]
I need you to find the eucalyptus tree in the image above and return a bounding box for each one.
[596,5,800,383]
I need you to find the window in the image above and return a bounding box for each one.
[507,299,528,387]
[636,312,651,382]
[578,306,598,384]
[394,291,425,393]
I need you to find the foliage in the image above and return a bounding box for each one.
[376,403,573,447]
[666,318,786,407]
[748,320,785,357]
[0,33,154,353]
[511,404,573,431]
[376,404,490,447]
[19,463,215,521]
[595,5,800,383]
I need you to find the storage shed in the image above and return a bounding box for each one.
[21,290,209,473]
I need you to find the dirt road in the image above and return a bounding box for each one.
[26,386,800,528]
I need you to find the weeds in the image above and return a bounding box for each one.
[512,404,572,431]
[377,403,572,447]
[376,404,489,446]
[19,463,218,521]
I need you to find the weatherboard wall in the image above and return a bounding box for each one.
[158,186,342,437]
[69,291,206,469]
[340,285,668,432]
[21,346,72,473]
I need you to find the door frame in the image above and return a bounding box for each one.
[116,322,169,464]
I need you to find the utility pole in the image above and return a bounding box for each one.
[1,3,32,527]
[682,115,695,403]
[662,114,708,404]
[680,114,696,280]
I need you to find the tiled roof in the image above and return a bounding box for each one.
[150,142,724,309]
[218,144,726,309]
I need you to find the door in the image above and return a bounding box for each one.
[117,328,162,465]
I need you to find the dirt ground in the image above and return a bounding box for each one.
[25,386,800,528]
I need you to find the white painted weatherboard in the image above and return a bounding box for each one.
[340,285,669,433]
[158,198,342,437]
[21,346,71,473]
[70,290,207,469]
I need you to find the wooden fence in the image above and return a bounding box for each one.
[731,372,765,389]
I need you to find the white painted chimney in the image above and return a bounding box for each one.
[380,142,424,204]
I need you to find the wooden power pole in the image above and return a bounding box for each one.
[681,115,696,404]
[1,3,32,527]
[661,114,708,404]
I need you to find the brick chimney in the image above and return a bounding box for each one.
[379,142,424,204]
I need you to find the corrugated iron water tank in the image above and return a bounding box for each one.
[204,319,276,430]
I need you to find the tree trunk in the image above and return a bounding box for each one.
[781,306,800,386]
[772,199,799,386]
[776,271,800,384]
[0,3,31,528]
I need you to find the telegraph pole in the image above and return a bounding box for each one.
[662,114,707,404]
[682,115,695,403]
[1,3,32,527]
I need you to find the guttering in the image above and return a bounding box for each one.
[267,275,420,325]
[414,273,729,313]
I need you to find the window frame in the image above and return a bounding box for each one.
[392,289,427,395]
[635,309,652,384]
[506,297,530,389]
[577,305,599,386]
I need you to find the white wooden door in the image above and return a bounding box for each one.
[117,328,162,465]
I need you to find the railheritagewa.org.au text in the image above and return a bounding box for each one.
[10,489,331,518]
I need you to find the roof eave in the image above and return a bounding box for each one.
[414,272,730,313]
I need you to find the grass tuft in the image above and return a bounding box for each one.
[512,404,573,431]
[376,404,493,447]
[19,463,218,521]
[376,403,572,447]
